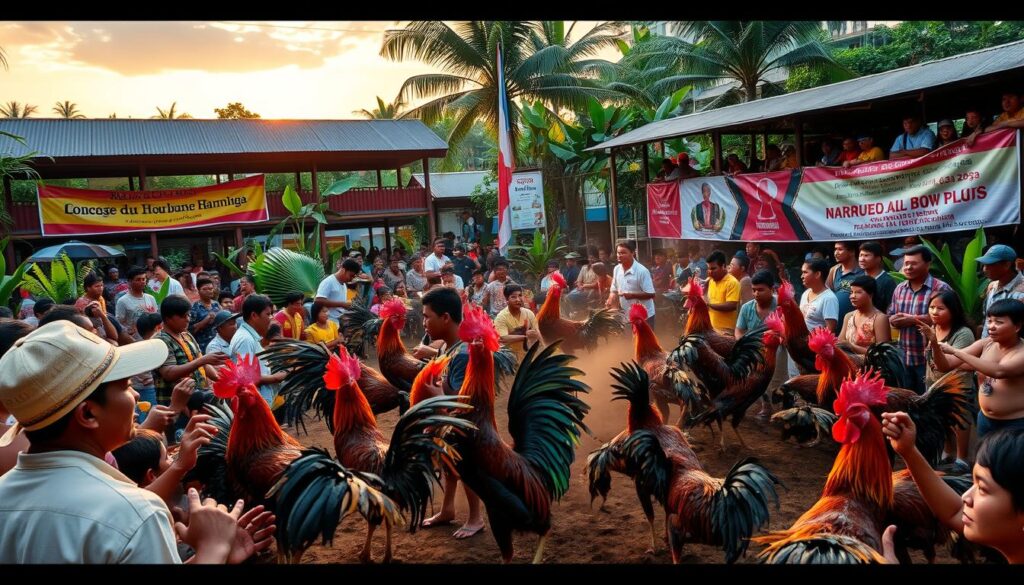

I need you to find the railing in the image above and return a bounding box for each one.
[10,186,431,235]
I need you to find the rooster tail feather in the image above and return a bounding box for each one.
[710,457,782,563]
[758,534,886,564]
[578,308,628,349]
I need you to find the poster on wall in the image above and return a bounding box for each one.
[509,171,546,230]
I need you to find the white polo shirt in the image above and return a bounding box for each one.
[424,253,451,274]
[0,450,180,563]
[610,260,656,316]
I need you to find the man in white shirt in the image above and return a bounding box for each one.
[423,237,452,279]
[315,258,361,324]
[606,241,657,327]
[228,295,286,405]
[0,321,272,563]
[148,258,185,298]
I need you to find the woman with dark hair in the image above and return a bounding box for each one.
[176,270,200,303]
[837,274,890,354]
[936,119,959,148]
[918,288,976,472]
[789,257,839,377]
[881,419,1024,563]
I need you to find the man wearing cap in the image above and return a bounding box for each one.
[889,114,937,160]
[0,321,271,563]
[979,244,1024,338]
[205,310,239,355]
[561,252,582,290]
[843,135,885,167]
[189,277,222,352]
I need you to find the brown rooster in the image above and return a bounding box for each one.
[451,303,591,563]
[773,327,973,465]
[757,370,975,564]
[679,276,736,357]
[687,311,786,450]
[260,338,408,434]
[188,355,401,564]
[628,303,707,427]
[344,299,426,393]
[587,361,781,563]
[537,270,626,353]
[321,346,476,562]
[776,281,818,374]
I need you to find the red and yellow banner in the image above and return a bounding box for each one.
[38,175,269,236]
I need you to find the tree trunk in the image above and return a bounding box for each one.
[744,81,758,102]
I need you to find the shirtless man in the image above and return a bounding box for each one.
[927,298,1024,438]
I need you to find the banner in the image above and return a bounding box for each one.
[646,181,683,238]
[647,128,1020,242]
[509,170,546,230]
[38,175,269,236]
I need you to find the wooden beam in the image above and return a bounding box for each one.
[376,169,383,188]
[749,133,757,168]
[794,118,804,167]
[139,166,158,259]
[712,131,723,175]
[313,164,327,262]
[641,144,650,184]
[422,158,437,241]
[128,176,135,190]
[3,176,14,268]
[608,150,619,247]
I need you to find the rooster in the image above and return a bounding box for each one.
[450,303,591,563]
[669,319,767,407]
[756,370,974,564]
[587,362,781,563]
[773,327,974,465]
[260,339,408,434]
[628,303,707,428]
[187,356,401,563]
[343,299,426,393]
[775,281,818,374]
[688,311,786,450]
[536,270,627,353]
[679,277,736,357]
[321,346,476,562]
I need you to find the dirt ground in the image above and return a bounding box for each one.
[287,331,953,565]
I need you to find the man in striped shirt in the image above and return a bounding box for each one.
[887,245,951,394]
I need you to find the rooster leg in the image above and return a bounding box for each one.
[359,523,376,563]
[383,522,393,564]
[531,534,548,564]
[654,396,671,425]
[647,517,658,554]
[717,419,726,452]
[731,423,748,449]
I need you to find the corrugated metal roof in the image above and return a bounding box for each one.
[0,119,448,158]
[411,171,489,199]
[591,39,1024,151]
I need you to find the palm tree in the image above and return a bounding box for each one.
[638,21,852,109]
[380,21,623,159]
[0,46,8,71]
[0,101,38,118]
[52,101,86,119]
[152,102,192,119]
[353,95,405,119]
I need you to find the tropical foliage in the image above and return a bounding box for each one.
[249,247,326,307]
[0,101,37,118]
[21,253,94,303]
[0,237,29,311]
[153,102,192,119]
[214,102,260,119]
[268,177,360,262]
[509,228,567,285]
[52,101,86,119]
[354,95,405,119]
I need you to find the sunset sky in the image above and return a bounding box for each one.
[0,21,610,120]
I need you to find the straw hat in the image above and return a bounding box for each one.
[0,321,168,446]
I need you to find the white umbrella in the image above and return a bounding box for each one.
[27,240,126,262]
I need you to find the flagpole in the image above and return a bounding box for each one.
[496,41,514,258]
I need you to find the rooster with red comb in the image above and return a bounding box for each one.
[447,302,591,562]
[679,276,737,358]
[323,346,476,562]
[536,269,626,354]
[186,355,401,563]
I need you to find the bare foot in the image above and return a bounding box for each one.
[453,521,486,539]
[421,511,455,528]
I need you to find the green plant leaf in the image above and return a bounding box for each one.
[0,261,29,308]
[249,247,327,306]
[282,185,303,217]
[152,276,171,305]
[211,251,245,278]
[960,228,987,317]
[587,98,605,131]
[323,176,361,197]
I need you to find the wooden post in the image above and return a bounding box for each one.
[139,166,158,259]
[749,133,757,168]
[215,174,221,184]
[312,164,327,262]
[128,176,135,190]
[395,168,402,188]
[608,149,619,247]
[376,169,383,188]
[294,171,303,199]
[228,173,235,182]
[794,118,804,167]
[3,176,14,267]
[234,227,244,252]
[712,131,723,175]
[641,144,650,184]
[422,158,437,241]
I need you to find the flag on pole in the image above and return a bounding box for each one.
[496,42,514,257]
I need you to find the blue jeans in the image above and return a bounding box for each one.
[135,386,156,423]
[976,411,1024,439]
[907,363,927,395]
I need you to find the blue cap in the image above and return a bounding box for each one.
[857,134,873,141]
[976,244,1018,265]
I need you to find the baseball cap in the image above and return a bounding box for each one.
[565,252,581,259]
[976,244,1018,265]
[0,321,168,446]
[938,119,955,129]
[211,310,241,330]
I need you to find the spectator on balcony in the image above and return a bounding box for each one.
[935,119,959,148]
[780,143,800,169]
[963,106,991,147]
[656,158,679,181]
[724,153,748,175]
[843,134,885,167]
[816,139,841,166]
[889,114,936,160]
[675,153,701,180]
[984,91,1024,133]
[763,144,784,172]
[836,137,861,165]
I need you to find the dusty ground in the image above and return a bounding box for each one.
[286,332,952,565]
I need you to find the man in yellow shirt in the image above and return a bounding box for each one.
[493,284,541,363]
[985,91,1024,131]
[705,250,740,333]
[843,134,885,167]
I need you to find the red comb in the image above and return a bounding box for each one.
[324,347,361,391]
[832,369,887,444]
[550,271,567,288]
[777,281,794,304]
[629,303,649,322]
[763,310,785,336]
[458,303,500,352]
[213,355,262,399]
[380,298,407,321]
